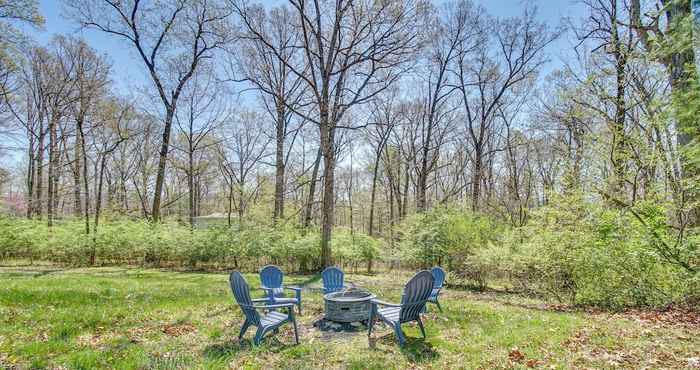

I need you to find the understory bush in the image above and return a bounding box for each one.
[1,197,695,309]
[0,217,382,273]
[397,207,501,271]
[469,195,697,309]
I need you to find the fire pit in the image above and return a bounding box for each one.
[323,288,376,323]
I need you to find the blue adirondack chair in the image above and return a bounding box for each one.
[368,270,435,347]
[229,271,299,345]
[428,266,446,312]
[322,266,346,294]
[259,265,302,314]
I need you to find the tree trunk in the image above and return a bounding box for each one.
[26,129,35,219]
[471,144,483,212]
[77,121,91,236]
[302,148,322,230]
[151,107,175,222]
[227,183,233,227]
[273,103,286,223]
[188,149,195,228]
[72,128,83,217]
[91,156,108,265]
[319,121,335,268]
[238,182,245,224]
[610,8,628,198]
[368,152,381,236]
[47,115,58,227]
[401,161,409,218]
[35,121,45,218]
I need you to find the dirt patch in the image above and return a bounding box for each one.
[561,329,591,351]
[617,306,700,329]
[162,323,197,337]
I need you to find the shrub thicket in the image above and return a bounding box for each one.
[0,217,382,273]
[462,195,698,308]
[1,197,696,309]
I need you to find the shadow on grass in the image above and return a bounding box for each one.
[468,293,578,314]
[292,272,322,288]
[203,335,298,359]
[372,333,439,363]
[0,268,67,278]
[402,338,440,363]
[202,340,246,359]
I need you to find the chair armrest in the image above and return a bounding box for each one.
[285,286,302,292]
[370,299,402,307]
[251,298,268,303]
[253,303,295,310]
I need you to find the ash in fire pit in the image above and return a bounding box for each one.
[323,288,376,323]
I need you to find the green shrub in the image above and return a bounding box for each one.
[397,207,500,270]
[332,229,381,273]
[498,194,693,308]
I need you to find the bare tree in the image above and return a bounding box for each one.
[412,0,478,211]
[452,5,557,211]
[172,65,226,228]
[365,90,400,236]
[234,0,423,267]
[45,37,81,226]
[65,0,233,222]
[218,110,271,225]
[232,4,307,223]
[573,0,636,198]
[63,37,110,223]
[0,0,43,113]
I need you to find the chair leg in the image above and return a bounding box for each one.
[393,324,406,347]
[292,316,299,344]
[435,298,442,312]
[238,320,251,340]
[254,327,265,346]
[417,317,426,339]
[296,291,302,315]
[367,305,376,338]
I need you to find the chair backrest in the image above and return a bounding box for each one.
[399,270,435,322]
[322,266,344,294]
[260,265,284,288]
[431,266,446,288]
[229,271,260,325]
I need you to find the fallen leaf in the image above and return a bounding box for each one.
[509,348,525,363]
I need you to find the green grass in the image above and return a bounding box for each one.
[0,264,697,369]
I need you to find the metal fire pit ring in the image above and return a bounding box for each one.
[323,288,376,323]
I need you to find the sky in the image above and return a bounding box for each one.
[0,0,584,169]
[29,0,585,94]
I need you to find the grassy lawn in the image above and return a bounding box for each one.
[0,264,698,369]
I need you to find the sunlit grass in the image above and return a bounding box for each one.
[0,265,697,369]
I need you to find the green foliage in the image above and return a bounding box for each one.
[1,195,695,309]
[496,194,695,308]
[0,217,375,272]
[331,229,382,271]
[397,207,500,269]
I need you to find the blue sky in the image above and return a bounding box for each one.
[0,0,583,170]
[30,0,584,94]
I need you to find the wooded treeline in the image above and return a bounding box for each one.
[0,0,698,278]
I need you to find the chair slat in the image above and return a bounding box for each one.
[229,271,300,345]
[322,266,345,294]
